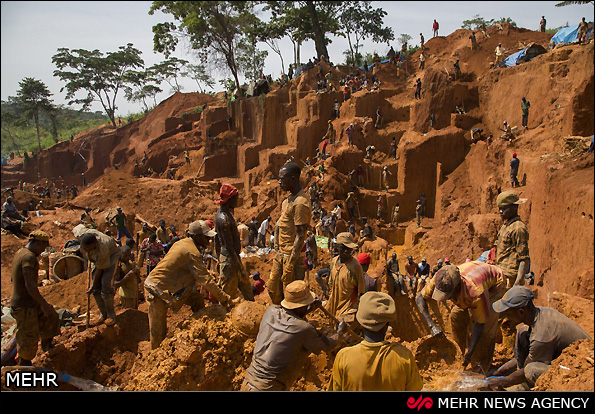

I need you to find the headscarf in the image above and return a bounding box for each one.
[215,184,239,205]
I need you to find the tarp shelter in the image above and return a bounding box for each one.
[246,79,270,97]
[359,59,390,70]
[550,25,579,46]
[503,43,547,67]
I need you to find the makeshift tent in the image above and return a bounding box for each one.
[502,43,547,67]
[550,25,579,46]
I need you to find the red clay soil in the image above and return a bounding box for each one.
[1,24,593,392]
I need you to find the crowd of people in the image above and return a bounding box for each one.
[4,16,593,393]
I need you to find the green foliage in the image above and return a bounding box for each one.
[338,1,394,67]
[150,1,256,91]
[52,43,145,126]
[1,99,108,157]
[555,1,594,7]
[462,14,517,30]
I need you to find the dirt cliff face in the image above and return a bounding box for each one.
[1,23,593,391]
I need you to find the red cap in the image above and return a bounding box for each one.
[357,252,371,265]
[512,152,517,157]
[215,184,239,205]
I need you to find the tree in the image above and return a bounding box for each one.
[182,63,216,93]
[123,70,163,112]
[555,1,594,6]
[262,1,343,64]
[148,57,189,93]
[150,1,257,93]
[339,1,394,68]
[52,43,144,127]
[14,78,54,152]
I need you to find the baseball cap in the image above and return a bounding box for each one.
[497,191,527,208]
[432,265,461,302]
[492,286,535,313]
[356,292,396,331]
[336,232,358,249]
[188,220,216,237]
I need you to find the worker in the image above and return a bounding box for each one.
[327,291,424,391]
[242,280,346,391]
[144,220,232,349]
[135,222,152,264]
[391,202,400,227]
[357,252,377,292]
[521,97,531,129]
[325,232,366,328]
[487,286,591,389]
[80,206,96,228]
[10,230,60,366]
[404,255,418,298]
[539,16,546,32]
[214,183,254,301]
[510,153,520,188]
[113,245,141,309]
[155,219,171,246]
[109,206,134,244]
[416,261,506,373]
[387,252,406,296]
[495,191,529,288]
[578,17,587,44]
[268,162,312,304]
[494,43,505,67]
[73,224,122,326]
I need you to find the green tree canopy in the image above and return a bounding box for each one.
[52,43,144,127]
[150,1,257,91]
[13,77,54,152]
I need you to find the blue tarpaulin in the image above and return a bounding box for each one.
[550,25,579,45]
[359,59,390,70]
[503,48,528,67]
[502,43,547,67]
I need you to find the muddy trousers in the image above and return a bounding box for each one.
[90,264,118,322]
[219,254,254,301]
[146,289,206,350]
[450,304,501,373]
[268,252,306,305]
[11,304,61,362]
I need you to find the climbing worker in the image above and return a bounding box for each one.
[10,230,60,366]
[487,286,591,389]
[268,162,312,304]
[73,224,122,326]
[510,153,520,188]
[327,291,424,391]
[242,280,346,391]
[521,97,531,129]
[416,261,507,373]
[109,206,134,244]
[144,220,233,349]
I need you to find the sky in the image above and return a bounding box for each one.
[1,1,591,117]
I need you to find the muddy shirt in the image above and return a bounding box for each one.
[326,256,366,321]
[73,224,121,270]
[328,340,423,391]
[244,305,331,390]
[215,210,241,257]
[525,307,591,366]
[144,237,211,311]
[495,216,529,279]
[387,258,400,275]
[156,227,171,245]
[10,247,39,308]
[276,189,311,255]
[117,260,138,299]
[422,261,506,324]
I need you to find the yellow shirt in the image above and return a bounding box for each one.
[117,260,138,299]
[328,340,423,391]
[276,189,311,255]
[326,256,366,321]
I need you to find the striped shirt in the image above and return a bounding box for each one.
[422,261,505,324]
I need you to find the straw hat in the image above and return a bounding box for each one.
[281,280,316,309]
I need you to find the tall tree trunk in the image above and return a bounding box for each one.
[305,1,329,59]
[34,112,41,152]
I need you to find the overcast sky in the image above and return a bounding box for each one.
[1,1,590,116]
